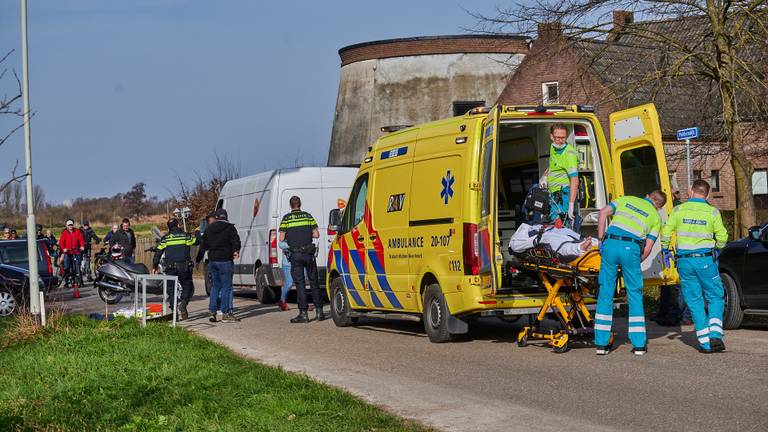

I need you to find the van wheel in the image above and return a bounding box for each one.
[423,284,456,343]
[722,272,744,329]
[255,267,277,304]
[330,278,358,327]
[203,263,212,297]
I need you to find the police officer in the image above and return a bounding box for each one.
[661,180,728,353]
[279,196,323,323]
[153,219,200,321]
[595,190,667,356]
[546,123,580,226]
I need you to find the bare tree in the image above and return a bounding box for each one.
[0,50,27,196]
[474,1,768,234]
[174,152,242,226]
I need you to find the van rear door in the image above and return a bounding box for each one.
[479,107,502,293]
[609,103,674,282]
[608,103,671,201]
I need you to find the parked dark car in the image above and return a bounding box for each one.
[0,240,56,316]
[718,223,768,329]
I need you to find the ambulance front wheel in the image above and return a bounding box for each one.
[423,284,457,343]
[330,278,358,327]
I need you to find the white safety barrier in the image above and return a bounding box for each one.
[133,274,180,327]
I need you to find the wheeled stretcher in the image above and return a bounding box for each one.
[510,245,614,353]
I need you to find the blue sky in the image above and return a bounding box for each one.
[0,1,502,203]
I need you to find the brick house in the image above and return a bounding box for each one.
[496,13,768,212]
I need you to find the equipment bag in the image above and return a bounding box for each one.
[523,184,552,223]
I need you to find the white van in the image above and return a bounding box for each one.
[208,167,357,303]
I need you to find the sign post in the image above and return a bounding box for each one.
[676,127,699,190]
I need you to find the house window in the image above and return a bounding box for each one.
[542,82,559,104]
[452,101,485,117]
[710,170,720,192]
[753,170,768,195]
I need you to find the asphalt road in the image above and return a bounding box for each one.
[56,282,768,432]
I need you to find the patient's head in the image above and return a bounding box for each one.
[647,190,667,209]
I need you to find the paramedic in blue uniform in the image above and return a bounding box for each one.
[661,179,728,353]
[546,123,580,225]
[595,190,667,356]
[279,195,324,324]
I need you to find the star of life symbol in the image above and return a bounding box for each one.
[440,170,455,205]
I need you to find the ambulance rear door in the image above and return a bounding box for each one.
[609,103,674,282]
[478,106,502,294]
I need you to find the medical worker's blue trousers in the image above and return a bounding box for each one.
[548,186,570,221]
[595,238,646,348]
[677,256,724,350]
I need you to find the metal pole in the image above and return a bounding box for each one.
[686,138,692,191]
[20,0,41,321]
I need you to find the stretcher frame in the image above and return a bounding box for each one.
[513,248,611,353]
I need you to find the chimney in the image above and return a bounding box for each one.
[537,22,563,40]
[608,10,634,42]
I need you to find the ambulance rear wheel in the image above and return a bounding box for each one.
[330,278,358,327]
[423,284,456,343]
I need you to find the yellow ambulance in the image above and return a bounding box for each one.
[326,104,674,342]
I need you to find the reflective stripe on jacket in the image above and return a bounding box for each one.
[661,198,728,252]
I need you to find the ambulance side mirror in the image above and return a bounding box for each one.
[328,209,342,235]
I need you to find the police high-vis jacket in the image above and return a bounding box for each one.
[547,143,578,192]
[153,228,200,268]
[660,198,727,255]
[606,196,662,241]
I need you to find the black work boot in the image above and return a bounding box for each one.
[316,307,326,322]
[710,338,726,352]
[290,311,309,324]
[178,303,189,321]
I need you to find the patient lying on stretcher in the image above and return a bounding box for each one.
[508,223,600,270]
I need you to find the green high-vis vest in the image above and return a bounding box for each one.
[661,198,728,252]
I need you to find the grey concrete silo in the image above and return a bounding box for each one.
[327,35,529,166]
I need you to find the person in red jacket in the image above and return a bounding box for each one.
[59,219,85,289]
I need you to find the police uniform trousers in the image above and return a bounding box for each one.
[595,238,647,348]
[165,261,195,307]
[290,251,322,311]
[677,255,724,350]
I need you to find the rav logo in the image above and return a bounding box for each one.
[440,170,455,205]
[388,193,405,213]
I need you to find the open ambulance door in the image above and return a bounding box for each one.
[609,103,675,283]
[478,106,502,294]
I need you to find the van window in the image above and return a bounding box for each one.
[215,199,224,210]
[342,174,368,232]
[619,146,660,197]
[480,139,494,217]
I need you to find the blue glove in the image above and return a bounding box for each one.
[713,249,720,261]
[662,249,673,268]
[598,241,603,254]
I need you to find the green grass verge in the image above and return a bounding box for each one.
[0,316,430,432]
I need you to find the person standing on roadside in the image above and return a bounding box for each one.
[110,218,137,263]
[196,209,241,323]
[59,219,86,295]
[153,219,200,321]
[595,190,667,356]
[279,196,324,324]
[80,220,101,281]
[661,179,728,354]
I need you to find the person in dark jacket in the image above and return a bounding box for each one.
[80,220,101,281]
[196,209,241,323]
[153,219,200,320]
[109,218,137,263]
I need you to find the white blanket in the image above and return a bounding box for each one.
[509,223,597,258]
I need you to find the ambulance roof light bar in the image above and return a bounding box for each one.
[467,106,492,115]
